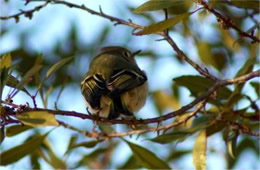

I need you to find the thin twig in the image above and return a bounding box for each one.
[0,0,50,22]
[2,70,258,126]
[1,0,217,81]
[219,119,260,137]
[199,0,260,43]
[162,33,218,81]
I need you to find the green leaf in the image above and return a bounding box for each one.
[46,56,73,79]
[149,131,189,144]
[206,121,226,137]
[0,132,50,165]
[16,65,43,91]
[250,82,260,97]
[219,29,240,52]
[16,111,59,127]
[98,123,114,134]
[167,150,191,161]
[134,0,190,13]
[66,135,78,153]
[6,125,33,137]
[43,86,54,109]
[0,53,12,69]
[173,75,232,99]
[227,131,239,159]
[149,115,210,144]
[119,155,141,169]
[231,0,259,9]
[228,137,259,169]
[76,148,108,167]
[6,75,29,94]
[124,140,170,169]
[189,116,211,133]
[135,13,191,35]
[225,56,256,107]
[211,52,227,72]
[192,130,207,170]
[30,151,40,169]
[197,42,212,65]
[0,126,5,145]
[42,139,67,169]
[197,41,227,71]
[0,54,12,100]
[70,140,103,149]
[235,58,256,78]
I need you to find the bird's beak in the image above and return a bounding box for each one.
[132,50,142,57]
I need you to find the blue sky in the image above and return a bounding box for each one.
[0,0,259,169]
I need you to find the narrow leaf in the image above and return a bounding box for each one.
[211,52,227,72]
[43,86,54,109]
[149,131,189,144]
[16,65,43,91]
[46,56,73,79]
[192,130,207,170]
[30,151,40,169]
[0,126,5,145]
[66,140,104,155]
[0,132,50,165]
[197,42,214,67]
[227,131,239,159]
[65,135,78,155]
[149,116,210,144]
[225,56,256,107]
[16,111,59,127]
[119,155,141,169]
[42,139,67,169]
[71,140,103,149]
[167,150,191,161]
[135,13,191,35]
[231,0,259,9]
[6,75,29,94]
[250,82,260,98]
[6,125,33,137]
[125,140,170,169]
[134,0,189,13]
[174,75,232,99]
[235,57,255,78]
[76,148,108,168]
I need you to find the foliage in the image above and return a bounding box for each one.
[0,0,259,169]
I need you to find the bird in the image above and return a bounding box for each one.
[81,46,148,120]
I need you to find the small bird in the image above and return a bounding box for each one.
[81,46,148,119]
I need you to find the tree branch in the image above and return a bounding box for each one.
[199,0,260,43]
[0,0,50,22]
[2,69,258,126]
[47,0,218,81]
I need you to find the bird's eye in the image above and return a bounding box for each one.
[123,51,131,58]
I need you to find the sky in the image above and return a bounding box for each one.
[0,0,259,169]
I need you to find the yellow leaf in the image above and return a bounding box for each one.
[135,13,191,35]
[133,0,188,13]
[17,111,59,127]
[193,130,207,170]
[152,90,180,114]
[0,53,12,69]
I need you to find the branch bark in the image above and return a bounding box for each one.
[5,69,258,126]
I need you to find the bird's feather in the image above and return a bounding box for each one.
[81,74,107,109]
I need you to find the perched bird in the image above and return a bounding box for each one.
[81,46,148,119]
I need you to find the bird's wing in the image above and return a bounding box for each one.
[81,73,107,109]
[107,69,147,96]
